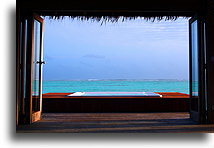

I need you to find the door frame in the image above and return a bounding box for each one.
[189,15,207,123]
[32,14,44,123]
[24,13,44,124]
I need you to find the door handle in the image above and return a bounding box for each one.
[36,61,46,64]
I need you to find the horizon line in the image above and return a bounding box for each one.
[43,78,189,81]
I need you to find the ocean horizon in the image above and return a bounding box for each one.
[42,79,189,94]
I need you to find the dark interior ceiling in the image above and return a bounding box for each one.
[18,0,207,17]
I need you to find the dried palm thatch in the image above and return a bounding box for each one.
[43,12,187,25]
[46,15,179,21]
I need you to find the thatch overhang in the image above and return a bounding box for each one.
[41,11,191,23]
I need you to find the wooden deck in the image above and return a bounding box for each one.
[42,92,190,113]
[16,113,214,133]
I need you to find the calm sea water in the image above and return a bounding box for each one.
[42,80,189,94]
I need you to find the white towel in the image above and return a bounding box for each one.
[67,92,85,96]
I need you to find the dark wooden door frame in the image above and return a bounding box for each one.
[206,0,214,124]
[189,14,208,123]
[22,13,44,124]
[32,14,44,123]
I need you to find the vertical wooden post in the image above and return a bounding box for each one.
[206,0,214,124]
[20,20,26,118]
[25,13,34,124]
[16,8,20,126]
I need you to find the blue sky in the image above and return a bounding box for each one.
[43,17,189,80]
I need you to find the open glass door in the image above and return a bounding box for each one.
[31,15,44,122]
[189,16,207,123]
[18,14,44,124]
[189,18,199,122]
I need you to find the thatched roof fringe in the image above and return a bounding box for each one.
[45,15,187,24]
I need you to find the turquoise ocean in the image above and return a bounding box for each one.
[42,80,189,94]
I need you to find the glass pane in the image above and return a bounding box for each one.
[18,22,23,114]
[32,20,41,97]
[24,20,27,98]
[203,22,208,112]
[191,20,199,97]
[191,20,199,112]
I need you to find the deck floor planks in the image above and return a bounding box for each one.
[17,92,203,133]
[16,113,214,133]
